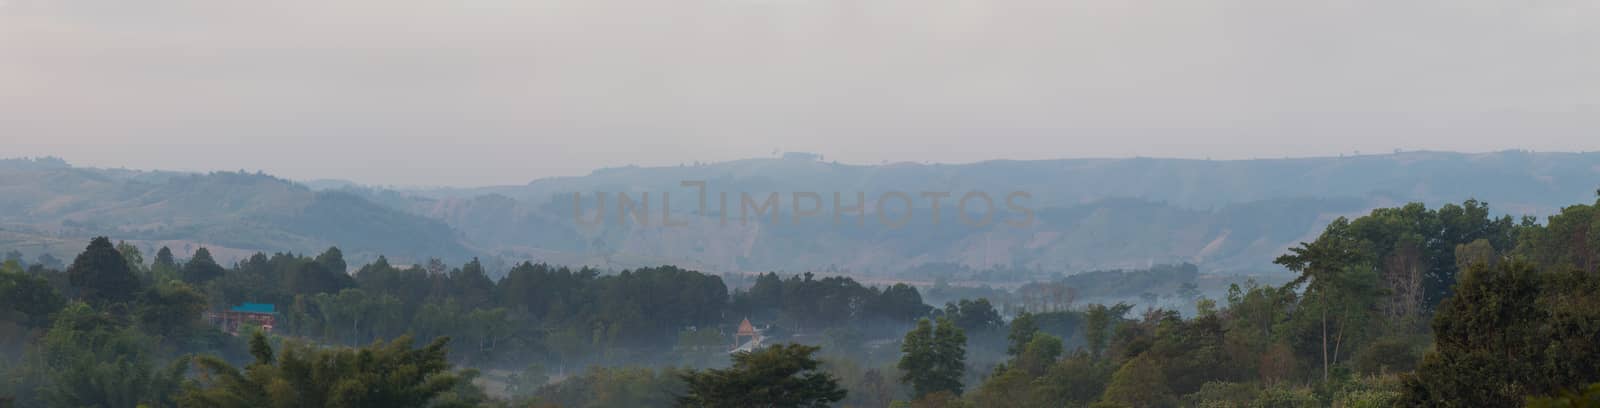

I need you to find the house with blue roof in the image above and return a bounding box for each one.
[206,302,278,335]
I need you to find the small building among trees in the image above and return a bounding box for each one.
[731,317,764,353]
[206,302,277,335]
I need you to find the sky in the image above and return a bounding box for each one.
[3,0,1598,186]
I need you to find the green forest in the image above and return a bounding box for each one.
[5,194,1600,407]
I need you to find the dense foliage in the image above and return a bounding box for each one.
[179,332,465,408]
[898,317,967,399]
[679,344,846,407]
[1403,261,1600,406]
[950,196,1600,407]
[1,235,935,407]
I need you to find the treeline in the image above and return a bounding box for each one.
[734,272,931,334]
[1056,263,1198,300]
[944,197,1600,407]
[1,234,939,406]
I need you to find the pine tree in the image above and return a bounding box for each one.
[180,247,225,284]
[315,246,347,274]
[152,247,177,271]
[149,246,179,283]
[66,237,142,305]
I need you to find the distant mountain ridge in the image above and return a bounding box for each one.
[350,150,1600,277]
[4,150,1597,278]
[0,158,470,268]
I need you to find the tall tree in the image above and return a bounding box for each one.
[1275,218,1379,382]
[448,258,496,309]
[314,246,347,274]
[180,247,225,284]
[898,317,967,398]
[678,343,847,407]
[67,237,142,305]
[150,246,180,283]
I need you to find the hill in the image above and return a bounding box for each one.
[0,158,470,267]
[351,150,1600,277]
[6,150,1598,278]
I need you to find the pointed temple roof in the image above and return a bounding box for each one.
[736,317,757,336]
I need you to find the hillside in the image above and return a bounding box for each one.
[6,150,1597,277]
[0,158,470,267]
[403,150,1599,214]
[352,150,1600,276]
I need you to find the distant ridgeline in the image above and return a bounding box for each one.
[4,151,1599,276]
[0,158,469,267]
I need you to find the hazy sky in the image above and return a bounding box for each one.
[3,0,1597,186]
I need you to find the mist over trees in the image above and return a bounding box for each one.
[4,193,1600,406]
[679,344,846,407]
[0,237,941,406]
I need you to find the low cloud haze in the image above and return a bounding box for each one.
[3,0,1597,186]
